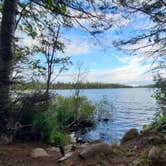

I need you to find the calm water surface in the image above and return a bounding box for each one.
[53,88,157,143]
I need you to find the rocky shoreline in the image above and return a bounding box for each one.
[0,128,165,166]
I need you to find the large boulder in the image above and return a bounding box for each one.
[79,143,112,159]
[148,146,160,162]
[121,128,139,144]
[31,148,49,158]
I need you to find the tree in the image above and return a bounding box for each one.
[0,0,116,114]
[0,0,18,131]
[72,62,89,121]
[113,0,166,131]
[39,25,71,96]
[114,0,166,71]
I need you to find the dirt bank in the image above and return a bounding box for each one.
[0,130,165,166]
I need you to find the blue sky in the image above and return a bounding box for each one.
[52,13,155,86]
[19,9,156,86]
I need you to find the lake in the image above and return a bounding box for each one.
[53,88,157,144]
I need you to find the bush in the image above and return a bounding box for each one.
[12,93,111,145]
[49,95,96,129]
[32,111,68,145]
[152,75,166,133]
[10,92,67,145]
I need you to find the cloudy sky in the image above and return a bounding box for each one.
[20,7,157,86]
[51,12,156,86]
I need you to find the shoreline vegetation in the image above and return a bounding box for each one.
[12,82,155,90]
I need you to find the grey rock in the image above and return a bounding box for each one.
[121,128,139,144]
[132,159,141,166]
[79,143,112,159]
[148,146,160,161]
[31,148,49,158]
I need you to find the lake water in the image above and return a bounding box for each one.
[53,88,157,144]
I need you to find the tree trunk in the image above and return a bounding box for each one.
[0,0,17,113]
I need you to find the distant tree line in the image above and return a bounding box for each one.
[12,82,134,90]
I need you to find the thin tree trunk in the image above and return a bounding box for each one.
[45,65,51,95]
[0,0,17,112]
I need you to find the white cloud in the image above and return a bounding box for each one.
[21,36,39,48]
[105,13,130,28]
[65,39,92,56]
[56,56,154,85]
[86,56,153,85]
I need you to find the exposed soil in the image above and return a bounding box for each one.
[0,130,165,166]
[0,143,61,166]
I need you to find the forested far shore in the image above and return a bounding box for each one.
[12,82,134,90]
[11,82,156,90]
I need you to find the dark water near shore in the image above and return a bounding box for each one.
[53,88,157,144]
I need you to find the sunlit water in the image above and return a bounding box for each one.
[52,88,157,144]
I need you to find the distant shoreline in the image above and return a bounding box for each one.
[12,82,155,90]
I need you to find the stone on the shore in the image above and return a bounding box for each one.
[148,146,160,162]
[121,128,139,144]
[31,148,49,158]
[79,143,89,148]
[79,143,112,159]
[132,159,141,166]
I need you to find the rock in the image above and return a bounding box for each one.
[47,146,60,153]
[31,148,49,158]
[79,143,89,148]
[103,118,109,122]
[132,159,141,166]
[121,128,139,144]
[79,143,112,159]
[148,146,160,162]
[58,152,73,162]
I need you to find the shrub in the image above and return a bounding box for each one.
[152,75,166,133]
[12,93,111,145]
[49,95,96,129]
[32,111,68,145]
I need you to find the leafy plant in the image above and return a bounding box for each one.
[49,95,96,129]
[32,111,68,145]
[152,74,166,133]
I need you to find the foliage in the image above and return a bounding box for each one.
[12,92,68,145]
[95,95,114,120]
[49,95,96,130]
[32,111,67,145]
[152,74,166,133]
[11,93,111,145]
[154,74,166,105]
[11,0,114,84]
[115,0,166,71]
